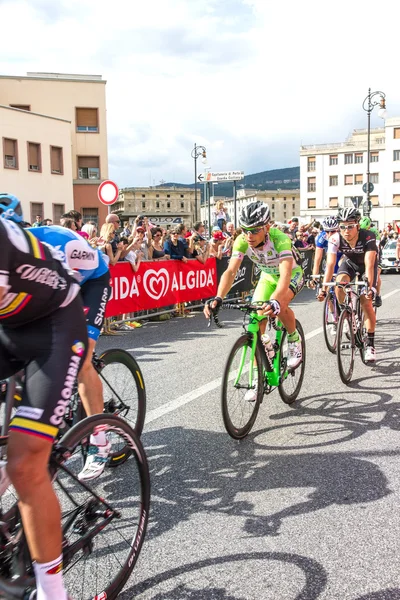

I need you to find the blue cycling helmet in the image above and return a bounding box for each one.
[0,193,23,223]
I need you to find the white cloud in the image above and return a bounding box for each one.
[1,0,399,186]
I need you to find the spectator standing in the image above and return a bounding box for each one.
[31,215,42,227]
[60,217,77,231]
[122,221,132,237]
[99,223,123,265]
[209,230,225,259]
[193,221,206,237]
[287,218,299,240]
[151,227,169,259]
[226,222,235,236]
[105,213,121,252]
[81,222,99,248]
[164,228,189,262]
[213,200,229,229]
[192,235,209,264]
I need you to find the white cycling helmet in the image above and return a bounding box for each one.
[322,216,338,231]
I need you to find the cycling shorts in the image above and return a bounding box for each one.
[337,257,378,288]
[81,271,111,341]
[252,267,304,303]
[0,295,88,442]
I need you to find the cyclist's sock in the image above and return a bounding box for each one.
[33,555,68,600]
[287,330,299,343]
[90,430,107,446]
[252,367,258,383]
[367,333,375,347]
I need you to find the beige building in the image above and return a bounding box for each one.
[0,104,73,222]
[201,189,300,227]
[0,72,109,225]
[115,187,197,227]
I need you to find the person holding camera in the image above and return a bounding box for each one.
[131,215,153,260]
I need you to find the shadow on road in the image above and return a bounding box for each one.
[355,591,400,600]
[120,551,328,600]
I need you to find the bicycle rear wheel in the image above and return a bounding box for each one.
[322,292,338,354]
[56,414,150,600]
[337,309,355,384]
[221,334,264,439]
[278,320,306,405]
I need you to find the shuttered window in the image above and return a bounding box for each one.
[329,155,338,165]
[394,172,400,183]
[344,175,353,185]
[355,174,363,185]
[28,142,41,172]
[370,196,379,206]
[308,198,316,209]
[329,197,338,208]
[31,202,43,222]
[329,176,338,186]
[394,128,400,139]
[307,177,316,192]
[53,204,65,223]
[50,146,63,174]
[77,156,100,179]
[3,138,18,169]
[393,195,400,206]
[76,108,99,132]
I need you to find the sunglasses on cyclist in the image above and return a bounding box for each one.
[339,224,357,230]
[242,227,264,235]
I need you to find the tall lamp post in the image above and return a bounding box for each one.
[191,143,207,223]
[362,89,387,217]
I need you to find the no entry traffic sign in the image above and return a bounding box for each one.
[97,180,119,205]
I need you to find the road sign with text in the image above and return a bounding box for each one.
[199,170,244,183]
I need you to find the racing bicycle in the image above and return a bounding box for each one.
[308,274,340,354]
[0,377,150,600]
[209,302,306,439]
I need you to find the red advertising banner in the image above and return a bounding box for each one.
[105,258,217,317]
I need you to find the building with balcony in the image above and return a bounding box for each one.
[300,117,400,227]
[114,187,197,228]
[0,72,109,225]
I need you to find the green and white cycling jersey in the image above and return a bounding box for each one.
[231,228,301,275]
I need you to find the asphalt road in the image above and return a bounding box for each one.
[98,274,400,600]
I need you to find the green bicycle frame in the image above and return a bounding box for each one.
[234,312,285,391]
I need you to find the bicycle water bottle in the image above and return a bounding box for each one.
[261,333,275,360]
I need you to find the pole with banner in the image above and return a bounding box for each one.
[233,180,237,227]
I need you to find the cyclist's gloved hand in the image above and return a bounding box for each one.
[364,286,376,301]
[204,296,223,318]
[261,299,281,317]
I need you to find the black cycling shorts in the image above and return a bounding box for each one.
[81,271,111,341]
[0,295,88,442]
[337,256,378,287]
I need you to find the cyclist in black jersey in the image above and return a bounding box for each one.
[318,207,378,362]
[0,194,88,600]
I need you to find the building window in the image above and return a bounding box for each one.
[329,155,338,166]
[156,201,160,208]
[27,142,41,172]
[272,197,275,201]
[167,194,170,198]
[77,156,100,179]
[292,197,296,201]
[10,104,31,111]
[156,194,159,198]
[292,209,296,216]
[50,146,63,175]
[370,152,379,163]
[344,175,353,185]
[141,194,145,198]
[141,201,146,209]
[394,150,400,161]
[354,174,363,185]
[180,194,184,198]
[370,196,379,206]
[329,176,338,186]
[344,153,353,164]
[82,207,99,226]
[283,212,287,219]
[283,197,287,201]
[30,202,43,223]
[166,202,171,208]
[3,138,18,169]
[283,203,286,209]
[180,202,184,209]
[272,204,275,209]
[355,153,363,163]
[393,195,400,205]
[308,198,316,209]
[394,172,400,183]
[76,107,99,132]
[307,157,316,171]
[329,197,338,208]
[371,173,379,184]
[53,204,65,224]
[271,212,275,219]
[307,177,316,192]
[394,128,400,140]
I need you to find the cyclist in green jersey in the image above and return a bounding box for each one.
[360,216,382,307]
[204,202,304,398]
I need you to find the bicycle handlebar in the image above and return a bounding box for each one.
[207,301,282,330]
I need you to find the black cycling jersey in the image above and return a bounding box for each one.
[0,219,80,327]
[327,228,377,267]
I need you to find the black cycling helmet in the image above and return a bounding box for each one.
[239,201,271,229]
[337,207,361,222]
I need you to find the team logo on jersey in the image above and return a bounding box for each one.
[72,341,85,356]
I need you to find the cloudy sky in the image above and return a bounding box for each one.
[1,0,399,187]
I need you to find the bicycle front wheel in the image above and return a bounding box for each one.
[322,293,338,354]
[221,334,264,439]
[337,309,355,384]
[55,414,150,600]
[278,319,306,405]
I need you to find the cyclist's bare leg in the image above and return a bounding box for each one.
[7,431,61,562]
[377,268,382,295]
[272,288,296,334]
[78,337,103,416]
[360,295,376,332]
[334,273,351,304]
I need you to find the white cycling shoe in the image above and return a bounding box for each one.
[245,382,258,402]
[287,341,302,369]
[364,346,376,362]
[328,323,337,336]
[78,441,111,481]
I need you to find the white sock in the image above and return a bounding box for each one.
[90,430,107,446]
[253,368,258,384]
[33,554,68,600]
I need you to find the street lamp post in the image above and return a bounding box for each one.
[191,143,207,223]
[362,88,387,217]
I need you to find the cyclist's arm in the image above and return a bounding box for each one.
[365,250,377,288]
[396,241,400,261]
[312,246,324,276]
[215,256,243,299]
[272,257,294,301]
